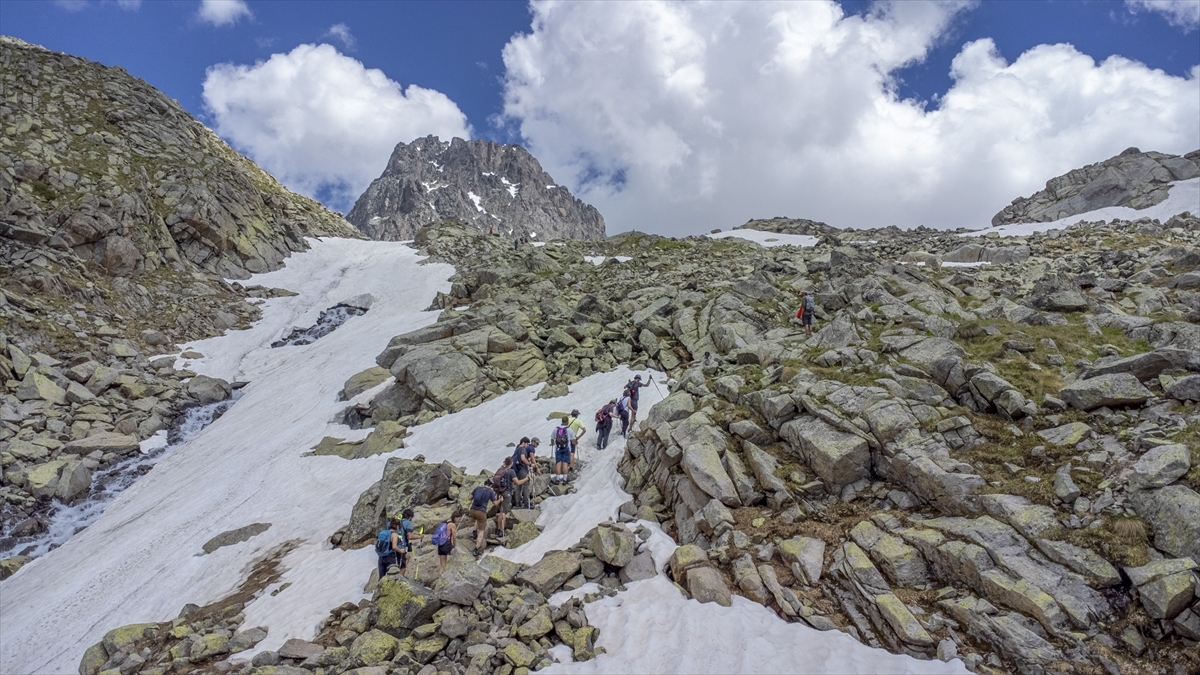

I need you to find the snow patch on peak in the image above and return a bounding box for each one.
[500,177,520,199]
[467,191,485,213]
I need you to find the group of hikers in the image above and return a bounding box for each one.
[374,373,657,575]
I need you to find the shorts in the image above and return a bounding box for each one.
[468,509,487,530]
[498,490,512,513]
[437,541,454,556]
[630,398,639,411]
[555,448,571,464]
[801,312,813,326]
[396,551,408,570]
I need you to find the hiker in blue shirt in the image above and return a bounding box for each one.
[374,517,405,580]
[397,508,421,577]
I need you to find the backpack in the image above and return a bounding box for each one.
[494,469,511,493]
[375,529,393,557]
[594,407,606,423]
[431,522,450,546]
[554,426,571,450]
[804,296,815,312]
[617,397,629,414]
[512,445,527,466]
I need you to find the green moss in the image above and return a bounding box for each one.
[29,179,58,202]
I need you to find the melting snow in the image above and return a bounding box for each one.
[500,176,520,198]
[0,238,968,675]
[707,229,819,248]
[468,191,485,213]
[964,177,1200,238]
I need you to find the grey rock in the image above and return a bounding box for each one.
[277,638,324,660]
[685,566,732,606]
[1060,373,1152,411]
[1129,443,1191,489]
[186,374,232,405]
[1138,572,1195,619]
[1033,539,1120,586]
[201,523,271,554]
[618,551,657,583]
[1130,485,1200,561]
[673,413,741,507]
[1166,374,1200,401]
[780,416,870,489]
[515,550,582,595]
[433,557,490,605]
[1053,465,1080,502]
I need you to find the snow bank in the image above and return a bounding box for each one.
[708,229,819,248]
[0,238,452,675]
[546,575,967,675]
[965,177,1200,238]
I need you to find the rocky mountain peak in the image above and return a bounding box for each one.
[346,135,605,242]
[992,147,1200,227]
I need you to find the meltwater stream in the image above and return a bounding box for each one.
[0,391,243,561]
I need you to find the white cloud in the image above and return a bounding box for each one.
[324,23,356,50]
[1126,0,1200,30]
[203,43,472,210]
[197,0,251,27]
[54,0,140,11]
[501,0,1200,234]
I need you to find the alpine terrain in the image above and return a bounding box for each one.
[3,37,1200,675]
[346,136,606,243]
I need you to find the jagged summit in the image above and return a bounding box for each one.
[0,35,360,281]
[347,135,606,242]
[992,147,1200,227]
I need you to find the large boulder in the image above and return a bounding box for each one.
[433,557,490,605]
[645,391,695,427]
[389,345,482,412]
[781,416,870,488]
[1059,373,1152,411]
[515,550,582,595]
[589,525,637,568]
[898,338,966,373]
[685,566,732,607]
[1082,351,1174,381]
[1166,374,1200,401]
[15,371,66,404]
[1027,275,1088,313]
[342,366,392,400]
[672,413,741,507]
[346,459,452,543]
[186,374,232,405]
[373,575,441,631]
[1129,444,1191,490]
[1130,485,1200,561]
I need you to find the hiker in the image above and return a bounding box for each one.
[397,508,420,577]
[431,510,461,574]
[798,292,816,336]
[702,351,716,368]
[468,479,500,555]
[626,374,649,426]
[567,409,586,469]
[375,517,405,580]
[552,416,572,483]
[512,437,538,509]
[493,457,516,540]
[595,400,615,450]
[617,389,632,437]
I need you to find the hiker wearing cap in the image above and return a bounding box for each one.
[397,508,421,577]
[551,416,573,483]
[626,374,650,426]
[595,400,616,450]
[492,457,517,541]
[468,479,500,555]
[567,409,586,469]
[512,437,538,510]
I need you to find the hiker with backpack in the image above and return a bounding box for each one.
[595,400,616,450]
[512,437,539,510]
[396,508,421,577]
[552,417,573,483]
[468,478,500,555]
[617,389,632,437]
[375,517,406,580]
[626,374,650,427]
[797,292,816,336]
[492,457,517,541]
[431,510,461,574]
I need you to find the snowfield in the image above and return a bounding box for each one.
[0,237,965,675]
[965,177,1200,237]
[707,229,820,247]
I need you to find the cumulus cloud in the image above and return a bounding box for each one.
[324,23,356,50]
[1126,0,1200,30]
[501,0,1200,234]
[197,0,251,27]
[203,43,472,210]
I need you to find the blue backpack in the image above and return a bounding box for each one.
[431,522,450,546]
[375,528,393,557]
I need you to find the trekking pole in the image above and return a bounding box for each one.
[649,374,665,399]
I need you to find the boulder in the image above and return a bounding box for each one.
[1166,374,1200,401]
[1139,572,1195,619]
[15,371,66,405]
[673,414,741,507]
[778,536,825,585]
[780,416,869,488]
[202,523,271,554]
[348,629,399,666]
[1130,485,1200,561]
[1034,539,1120,587]
[685,566,732,606]
[27,460,66,499]
[645,391,695,427]
[1037,422,1091,447]
[875,593,935,647]
[515,550,581,595]
[1027,275,1089,313]
[590,526,636,568]
[346,458,452,542]
[433,557,490,605]
[186,374,232,405]
[1082,351,1173,381]
[342,366,392,400]
[1053,465,1081,503]
[389,346,482,412]
[54,459,91,501]
[668,544,709,582]
[898,338,966,372]
[619,551,657,583]
[1060,373,1152,411]
[277,638,325,660]
[373,576,441,631]
[1129,443,1191,490]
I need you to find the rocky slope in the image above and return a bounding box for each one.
[992,148,1200,227]
[347,136,606,242]
[0,36,362,566]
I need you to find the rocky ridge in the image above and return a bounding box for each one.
[333,209,1198,674]
[991,148,1200,227]
[347,136,605,243]
[0,37,360,568]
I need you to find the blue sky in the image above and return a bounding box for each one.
[2,0,1198,232]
